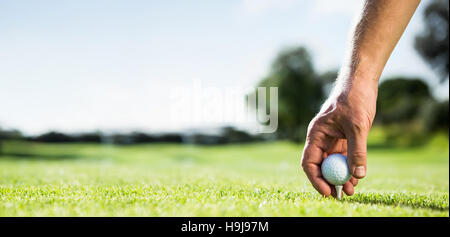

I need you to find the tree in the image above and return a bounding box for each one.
[316,69,339,96]
[423,99,449,134]
[34,131,75,143]
[0,127,23,154]
[375,77,442,146]
[414,0,449,82]
[376,77,433,124]
[253,46,325,141]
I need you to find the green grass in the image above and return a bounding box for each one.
[0,133,448,216]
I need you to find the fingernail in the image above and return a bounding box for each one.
[353,166,366,177]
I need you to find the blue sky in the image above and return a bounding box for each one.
[0,0,446,135]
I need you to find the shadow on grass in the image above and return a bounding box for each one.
[344,192,449,211]
[0,152,82,160]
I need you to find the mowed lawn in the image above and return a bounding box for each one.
[0,134,448,216]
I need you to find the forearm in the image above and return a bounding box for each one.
[302,0,422,196]
[338,0,421,92]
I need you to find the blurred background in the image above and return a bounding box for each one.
[0,0,448,217]
[0,0,448,149]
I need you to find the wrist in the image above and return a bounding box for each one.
[336,53,380,99]
[343,52,381,88]
[330,74,378,105]
[326,72,378,122]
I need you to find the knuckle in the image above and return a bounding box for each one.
[348,115,371,134]
[301,160,314,173]
[305,133,319,144]
[300,158,308,171]
[351,151,367,161]
[307,117,320,131]
[307,115,330,135]
[351,119,368,131]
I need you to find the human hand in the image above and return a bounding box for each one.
[301,80,377,198]
[299,0,420,198]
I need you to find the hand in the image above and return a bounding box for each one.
[299,0,419,198]
[301,81,377,198]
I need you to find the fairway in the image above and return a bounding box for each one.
[0,135,448,217]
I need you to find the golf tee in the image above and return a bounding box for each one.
[335,185,343,200]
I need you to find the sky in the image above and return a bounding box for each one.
[0,0,447,135]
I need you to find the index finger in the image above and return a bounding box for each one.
[301,141,332,197]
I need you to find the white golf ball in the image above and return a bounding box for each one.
[321,154,351,185]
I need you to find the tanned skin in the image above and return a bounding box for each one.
[301,0,421,198]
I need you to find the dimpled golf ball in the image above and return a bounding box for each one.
[321,154,351,185]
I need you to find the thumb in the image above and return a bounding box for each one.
[346,131,368,179]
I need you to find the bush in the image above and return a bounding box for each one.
[33,131,75,143]
[376,77,433,124]
[422,100,449,134]
[375,77,448,146]
[383,122,431,147]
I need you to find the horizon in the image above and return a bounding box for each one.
[1,0,447,136]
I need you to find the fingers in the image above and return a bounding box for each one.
[346,131,368,179]
[303,139,360,198]
[302,141,332,197]
[343,181,355,196]
[350,177,358,186]
[323,138,347,159]
[329,182,354,198]
[330,181,355,198]
[303,163,332,197]
[302,113,368,198]
[330,186,337,198]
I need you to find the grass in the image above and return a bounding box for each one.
[0,133,448,216]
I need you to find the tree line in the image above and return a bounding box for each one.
[0,0,448,151]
